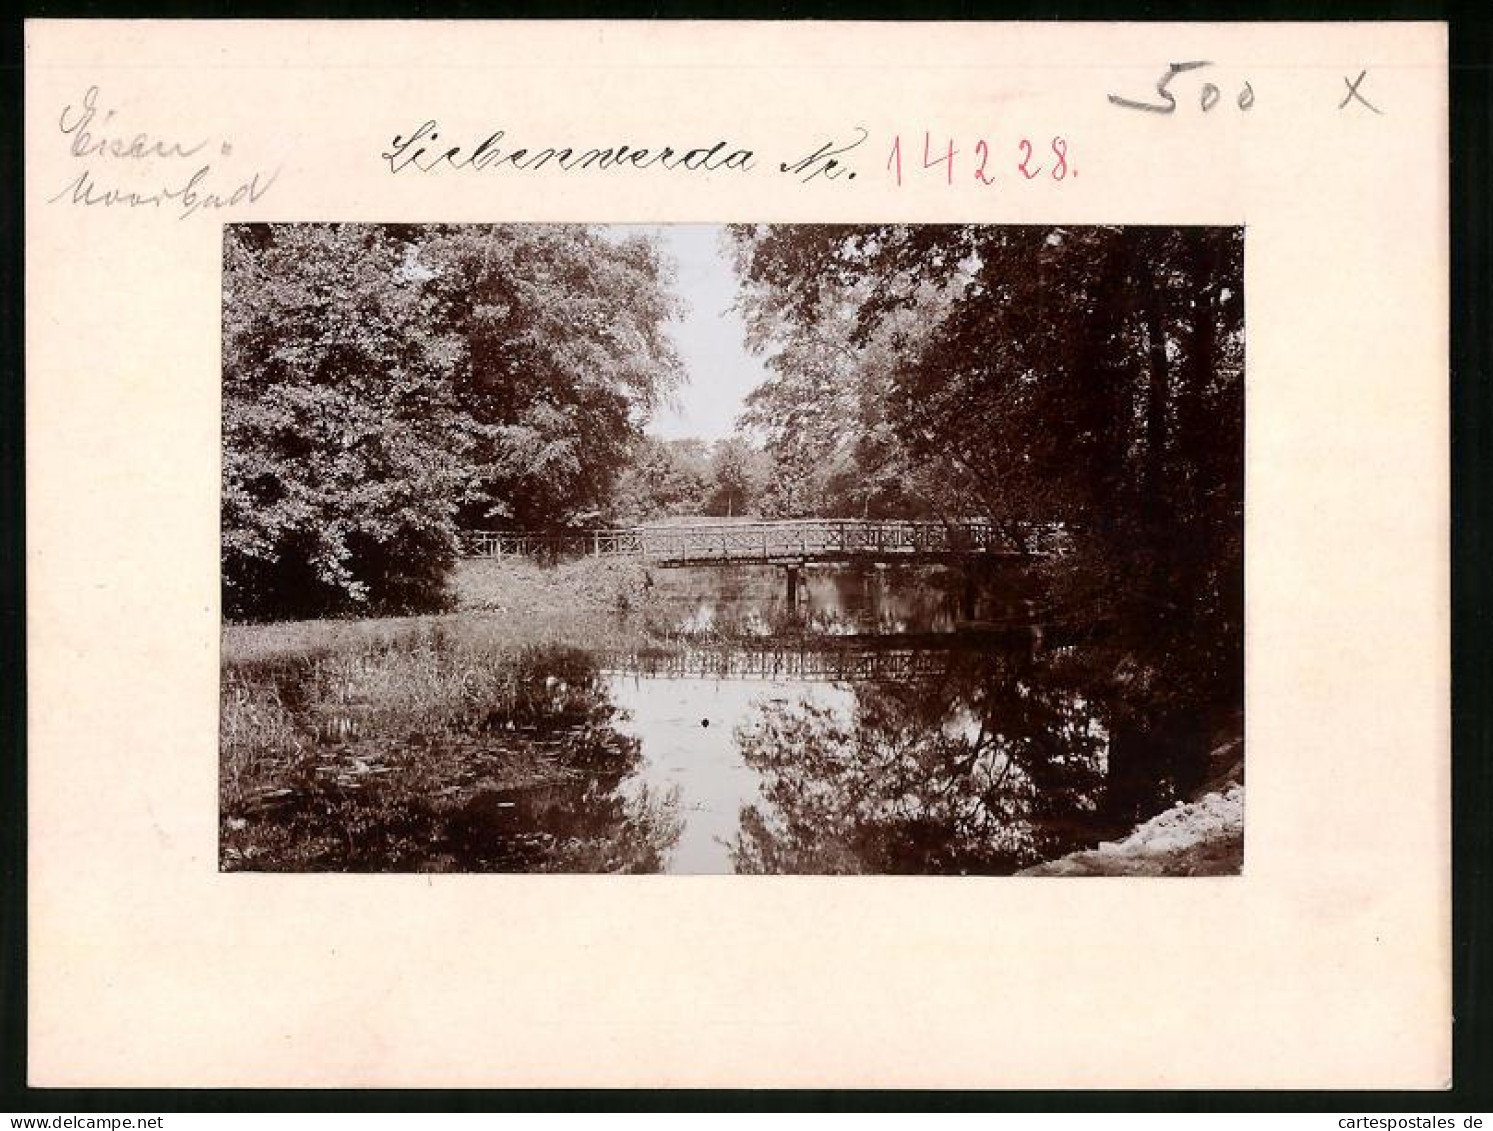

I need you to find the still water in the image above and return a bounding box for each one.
[606,564,1046,873]
[644,563,976,638]
[224,564,1216,874]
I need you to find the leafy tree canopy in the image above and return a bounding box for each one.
[223,223,683,619]
[727,223,1244,716]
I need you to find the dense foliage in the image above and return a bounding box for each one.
[224,220,1244,731]
[608,434,771,521]
[728,224,1245,717]
[222,224,682,619]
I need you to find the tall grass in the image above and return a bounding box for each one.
[219,673,302,813]
[221,620,602,806]
[219,557,685,868]
[450,555,653,614]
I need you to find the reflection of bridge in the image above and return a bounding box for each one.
[602,647,954,684]
[600,636,1033,684]
[465,519,1064,568]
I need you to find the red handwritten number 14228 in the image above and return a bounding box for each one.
[885,133,1074,186]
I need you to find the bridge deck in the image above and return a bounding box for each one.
[465,519,1063,566]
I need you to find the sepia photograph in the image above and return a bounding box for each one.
[219,221,1245,876]
[24,16,1457,1092]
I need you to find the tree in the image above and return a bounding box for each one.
[728,223,1245,720]
[704,435,766,517]
[609,437,711,521]
[222,224,468,619]
[732,256,954,520]
[222,224,684,620]
[421,226,684,530]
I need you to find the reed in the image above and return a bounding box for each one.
[219,556,681,869]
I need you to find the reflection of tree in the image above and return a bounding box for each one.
[649,564,978,645]
[229,645,682,873]
[428,647,685,872]
[727,647,1117,875]
[445,779,681,874]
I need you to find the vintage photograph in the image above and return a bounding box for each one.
[219,222,1244,875]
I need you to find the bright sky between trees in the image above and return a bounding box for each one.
[611,224,771,442]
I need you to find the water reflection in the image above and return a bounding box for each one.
[221,646,682,873]
[600,631,1123,874]
[222,565,1217,874]
[603,675,831,873]
[645,563,1038,640]
[725,650,1111,874]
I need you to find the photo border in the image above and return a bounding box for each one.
[4,0,1487,1110]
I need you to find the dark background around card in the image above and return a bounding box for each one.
[0,0,1487,1113]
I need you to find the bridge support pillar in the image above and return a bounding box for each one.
[961,571,978,621]
[784,562,802,606]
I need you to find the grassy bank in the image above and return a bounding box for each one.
[224,557,660,663]
[220,557,674,871]
[449,555,655,616]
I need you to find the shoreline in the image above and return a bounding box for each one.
[1018,736,1245,877]
[221,558,1243,876]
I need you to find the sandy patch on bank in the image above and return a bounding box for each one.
[1020,783,1244,877]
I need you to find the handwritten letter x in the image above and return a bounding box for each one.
[1339,70,1385,115]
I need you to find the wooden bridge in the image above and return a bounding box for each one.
[464,519,1064,568]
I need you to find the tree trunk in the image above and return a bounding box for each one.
[1142,272,1171,506]
[1177,233,1222,514]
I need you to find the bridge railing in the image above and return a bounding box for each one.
[464,519,1071,562]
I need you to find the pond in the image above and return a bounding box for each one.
[220,563,1220,874]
